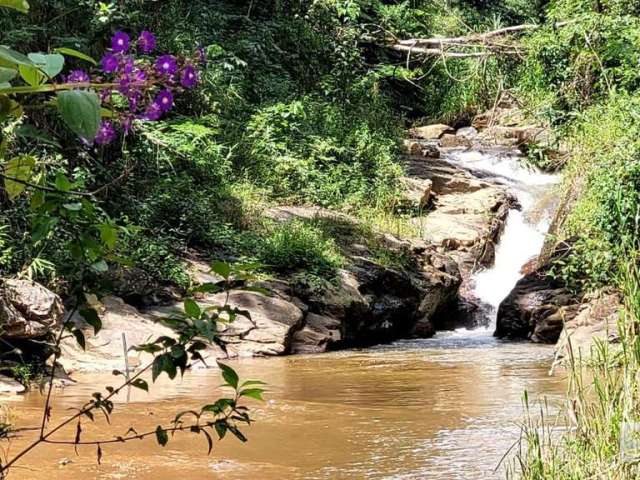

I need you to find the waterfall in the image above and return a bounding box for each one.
[445,149,558,337]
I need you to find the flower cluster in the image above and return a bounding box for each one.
[69,30,204,145]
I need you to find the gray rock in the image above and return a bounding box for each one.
[0,279,63,339]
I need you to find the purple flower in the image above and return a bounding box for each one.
[95,121,117,145]
[155,54,178,76]
[144,102,163,121]
[66,69,90,83]
[111,31,130,53]
[101,53,119,73]
[132,68,147,83]
[120,55,135,74]
[138,31,156,54]
[154,89,174,112]
[180,65,198,88]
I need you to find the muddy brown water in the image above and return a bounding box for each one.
[4,147,565,479]
[5,337,566,480]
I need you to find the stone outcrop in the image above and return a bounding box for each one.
[402,155,514,276]
[409,124,454,140]
[0,279,63,339]
[494,243,580,342]
[555,291,621,361]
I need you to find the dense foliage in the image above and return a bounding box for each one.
[0,0,544,290]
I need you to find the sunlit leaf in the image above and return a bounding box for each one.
[3,154,35,200]
[0,0,29,13]
[184,298,201,319]
[18,64,44,86]
[27,52,64,78]
[211,261,231,280]
[54,47,96,66]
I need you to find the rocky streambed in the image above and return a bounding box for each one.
[0,101,618,381]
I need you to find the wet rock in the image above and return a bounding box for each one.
[402,140,440,158]
[555,291,622,360]
[456,126,478,140]
[440,133,472,149]
[291,313,342,354]
[410,124,454,140]
[0,279,63,339]
[494,268,579,342]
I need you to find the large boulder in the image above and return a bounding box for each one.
[0,279,63,339]
[410,124,454,140]
[206,291,305,357]
[60,296,181,372]
[494,268,579,342]
[291,313,342,354]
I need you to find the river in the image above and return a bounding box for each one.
[5,147,567,480]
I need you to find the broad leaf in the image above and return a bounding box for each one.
[0,67,16,83]
[28,53,64,78]
[54,47,96,66]
[0,0,29,13]
[3,154,35,200]
[18,64,44,86]
[211,261,231,280]
[184,298,201,319]
[57,90,100,141]
[0,46,32,66]
[130,378,149,392]
[217,362,239,389]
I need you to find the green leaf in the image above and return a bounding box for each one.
[217,362,239,389]
[0,46,32,67]
[152,353,177,382]
[57,90,101,141]
[214,422,227,439]
[0,94,22,121]
[130,378,149,392]
[155,426,168,447]
[184,299,201,319]
[54,47,97,66]
[18,64,44,86]
[0,0,29,13]
[0,67,16,83]
[54,172,72,192]
[98,223,118,249]
[3,154,35,200]
[62,202,82,211]
[27,53,64,79]
[239,388,265,401]
[79,308,101,334]
[211,261,231,280]
[191,282,222,294]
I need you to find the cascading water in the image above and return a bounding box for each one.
[425,148,559,345]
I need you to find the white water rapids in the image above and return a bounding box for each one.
[427,147,559,345]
